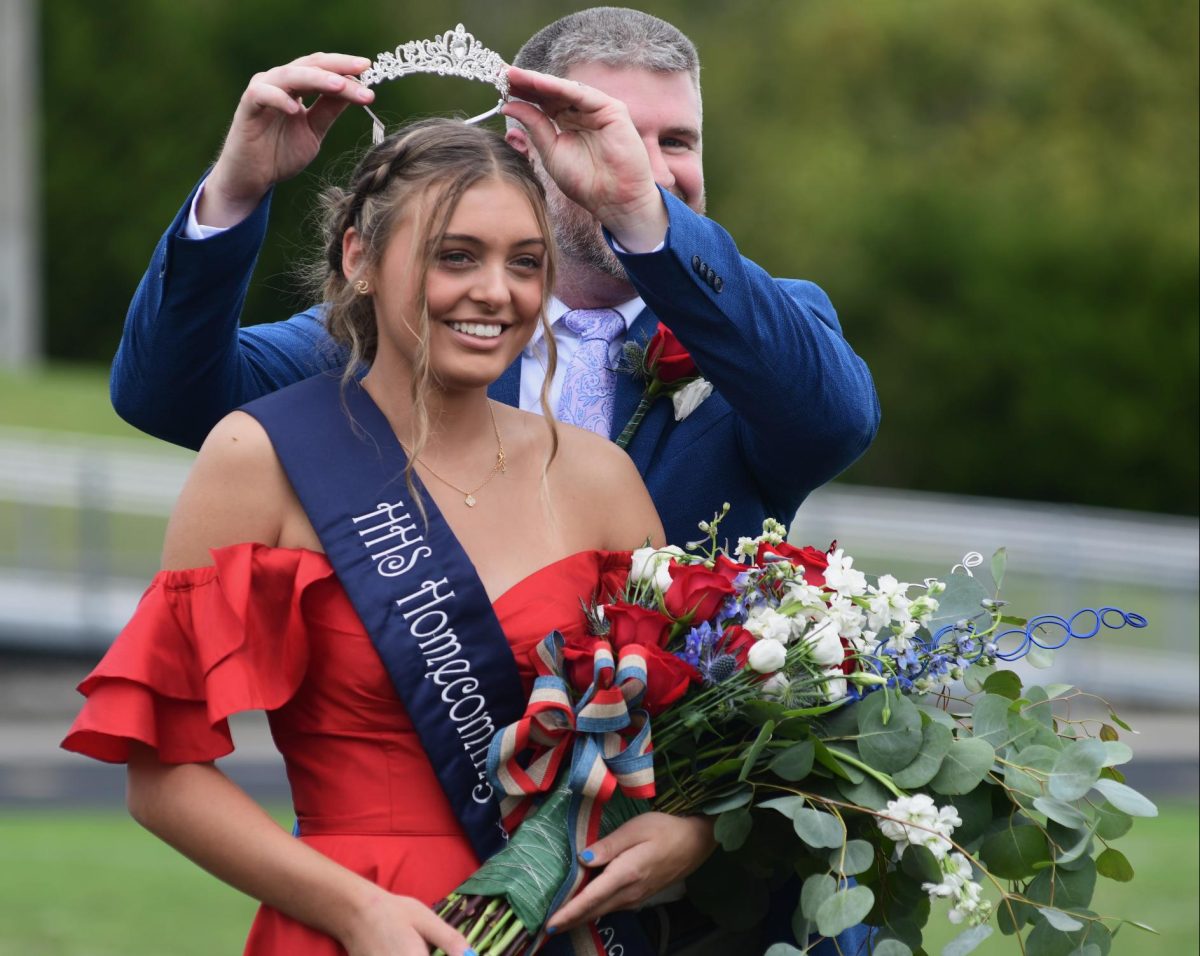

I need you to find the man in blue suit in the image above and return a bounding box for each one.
[111,8,879,552]
[110,8,878,952]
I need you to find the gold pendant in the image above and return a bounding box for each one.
[464,494,477,507]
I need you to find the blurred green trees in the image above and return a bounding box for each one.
[39,0,1198,514]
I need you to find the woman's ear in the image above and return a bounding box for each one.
[342,227,365,283]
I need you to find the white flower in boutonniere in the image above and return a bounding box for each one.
[671,377,713,421]
[615,322,708,448]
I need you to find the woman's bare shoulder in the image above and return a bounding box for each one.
[161,412,294,569]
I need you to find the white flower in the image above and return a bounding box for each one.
[747,638,787,673]
[671,377,713,421]
[820,668,848,701]
[825,594,866,643]
[879,794,962,860]
[921,853,991,927]
[745,606,794,644]
[762,673,791,699]
[887,620,920,654]
[824,549,867,597]
[629,545,685,593]
[759,518,787,545]
[735,536,759,559]
[800,621,845,667]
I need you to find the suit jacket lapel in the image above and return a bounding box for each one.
[488,357,522,408]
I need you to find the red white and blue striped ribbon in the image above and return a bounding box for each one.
[487,631,657,954]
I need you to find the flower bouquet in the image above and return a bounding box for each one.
[434,507,1153,956]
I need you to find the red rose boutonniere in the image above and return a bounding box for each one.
[616,323,713,448]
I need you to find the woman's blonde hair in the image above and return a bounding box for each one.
[314,119,559,504]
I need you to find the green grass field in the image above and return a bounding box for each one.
[0,364,152,441]
[0,804,1195,955]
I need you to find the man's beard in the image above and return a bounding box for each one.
[547,188,629,283]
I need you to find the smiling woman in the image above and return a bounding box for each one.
[60,114,697,956]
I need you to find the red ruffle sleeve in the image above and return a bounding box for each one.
[61,543,336,764]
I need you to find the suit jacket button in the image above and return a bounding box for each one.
[713,276,724,292]
[692,255,702,273]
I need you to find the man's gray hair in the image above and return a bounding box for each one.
[513,7,700,94]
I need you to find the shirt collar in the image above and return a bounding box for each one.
[524,295,645,354]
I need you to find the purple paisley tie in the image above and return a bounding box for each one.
[556,309,626,436]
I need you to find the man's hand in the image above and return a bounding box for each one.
[544,812,717,933]
[502,66,669,253]
[200,53,375,228]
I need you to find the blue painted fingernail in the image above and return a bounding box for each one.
[580,849,595,863]
[546,926,558,936]
[465,950,479,956]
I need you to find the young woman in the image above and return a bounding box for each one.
[63,120,715,956]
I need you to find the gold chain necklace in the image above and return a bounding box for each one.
[402,402,506,508]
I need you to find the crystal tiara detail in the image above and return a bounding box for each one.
[358,24,510,142]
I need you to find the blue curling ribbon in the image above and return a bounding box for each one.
[930,605,1147,663]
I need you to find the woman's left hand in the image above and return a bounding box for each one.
[544,812,717,933]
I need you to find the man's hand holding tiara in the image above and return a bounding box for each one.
[199,53,375,229]
[502,66,672,255]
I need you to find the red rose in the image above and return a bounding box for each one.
[664,563,736,623]
[711,553,747,585]
[560,633,604,695]
[640,643,701,715]
[646,323,698,384]
[605,602,672,650]
[755,541,829,587]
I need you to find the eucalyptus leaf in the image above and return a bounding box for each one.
[997,896,1036,935]
[1025,909,1112,956]
[1092,778,1158,817]
[764,946,804,956]
[793,807,845,849]
[942,924,994,956]
[982,668,1023,700]
[1027,858,1096,911]
[770,739,815,782]
[1094,802,1133,840]
[990,547,1007,590]
[815,885,875,938]
[871,941,913,956]
[759,795,804,819]
[835,771,893,810]
[701,788,753,814]
[1026,646,1056,669]
[901,843,943,884]
[800,873,837,919]
[1099,741,1133,767]
[927,573,991,629]
[1048,740,1107,801]
[1034,796,1090,830]
[829,839,875,876]
[972,693,1015,749]
[1053,821,1098,866]
[1044,683,1076,699]
[893,719,953,788]
[1041,908,1085,931]
[857,691,923,772]
[1096,847,1134,882]
[714,806,753,851]
[929,737,996,795]
[979,825,1049,878]
[1006,710,1042,752]
[963,661,995,693]
[1019,685,1055,727]
[916,702,959,730]
[813,739,861,783]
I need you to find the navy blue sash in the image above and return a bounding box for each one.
[243,374,524,860]
[244,374,652,956]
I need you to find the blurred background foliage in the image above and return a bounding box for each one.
[38,0,1198,514]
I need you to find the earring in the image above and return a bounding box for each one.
[354,279,370,295]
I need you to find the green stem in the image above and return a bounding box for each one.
[825,746,904,797]
[615,393,655,449]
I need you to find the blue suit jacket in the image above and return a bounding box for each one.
[112,182,879,546]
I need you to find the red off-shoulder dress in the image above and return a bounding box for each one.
[62,543,631,955]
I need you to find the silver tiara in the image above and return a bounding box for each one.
[358,24,510,143]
